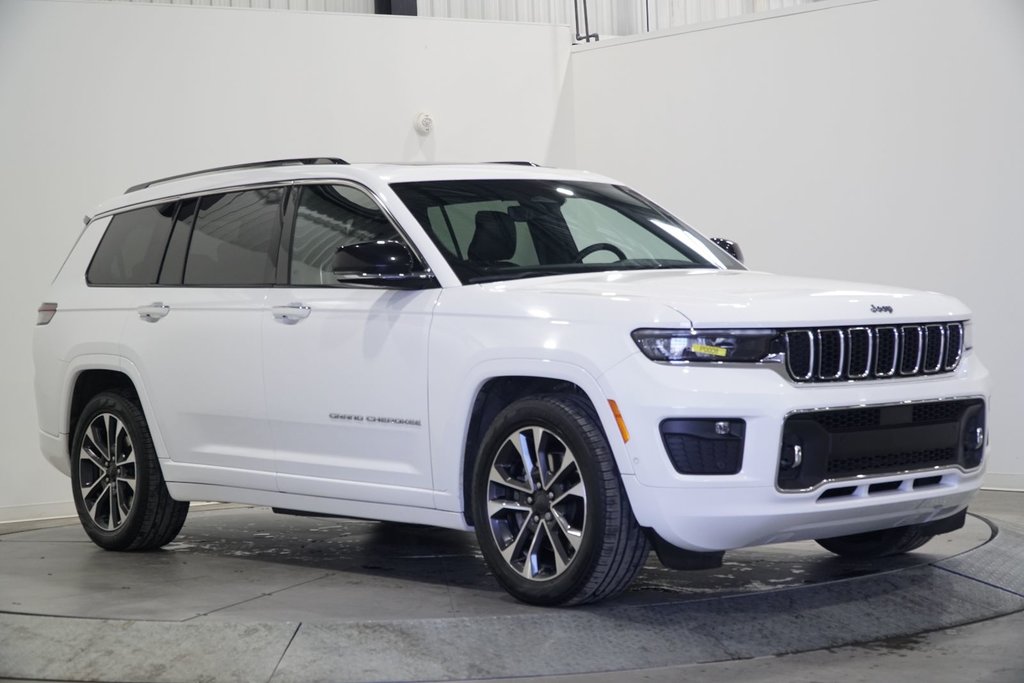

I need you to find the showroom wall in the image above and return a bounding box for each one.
[0,0,572,521]
[570,0,1024,488]
[1,0,1021,522]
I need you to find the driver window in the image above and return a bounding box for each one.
[290,184,401,285]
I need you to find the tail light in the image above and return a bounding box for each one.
[37,302,58,325]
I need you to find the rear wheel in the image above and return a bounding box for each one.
[816,525,934,559]
[472,395,648,605]
[70,389,188,550]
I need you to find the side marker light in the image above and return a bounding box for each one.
[608,400,630,444]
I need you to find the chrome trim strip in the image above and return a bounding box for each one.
[92,177,437,286]
[773,394,986,493]
[91,180,303,220]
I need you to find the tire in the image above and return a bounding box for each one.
[816,525,934,559]
[70,389,189,551]
[471,394,649,606]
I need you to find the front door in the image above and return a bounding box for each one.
[262,183,439,508]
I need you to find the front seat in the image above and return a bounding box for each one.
[468,210,517,265]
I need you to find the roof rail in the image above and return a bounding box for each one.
[124,157,348,194]
[485,161,541,167]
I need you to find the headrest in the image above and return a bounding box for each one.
[468,210,517,262]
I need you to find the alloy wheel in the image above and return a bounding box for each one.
[486,426,588,581]
[77,412,137,531]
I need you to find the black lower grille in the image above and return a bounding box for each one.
[778,399,985,490]
[661,419,745,475]
[827,448,957,476]
[784,322,964,382]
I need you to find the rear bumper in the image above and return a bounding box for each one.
[39,430,70,476]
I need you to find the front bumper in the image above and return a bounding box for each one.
[598,351,990,551]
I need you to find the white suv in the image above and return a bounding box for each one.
[33,158,990,605]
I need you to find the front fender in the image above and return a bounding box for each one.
[429,357,631,515]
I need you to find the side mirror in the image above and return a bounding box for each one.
[711,238,744,264]
[331,240,431,282]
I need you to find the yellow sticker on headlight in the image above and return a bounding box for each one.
[691,343,728,358]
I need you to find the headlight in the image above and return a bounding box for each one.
[631,328,781,363]
[963,320,973,351]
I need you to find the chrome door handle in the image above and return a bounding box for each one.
[272,302,311,324]
[137,302,170,322]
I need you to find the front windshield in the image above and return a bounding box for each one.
[390,179,743,284]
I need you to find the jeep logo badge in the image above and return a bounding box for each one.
[870,305,894,314]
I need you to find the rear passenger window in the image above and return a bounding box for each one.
[183,188,283,286]
[87,203,176,285]
[290,184,401,285]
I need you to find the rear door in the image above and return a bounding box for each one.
[120,187,284,490]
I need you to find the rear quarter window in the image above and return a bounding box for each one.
[86,203,176,285]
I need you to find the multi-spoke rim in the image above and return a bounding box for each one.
[486,425,587,582]
[78,413,137,532]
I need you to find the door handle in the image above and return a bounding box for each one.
[272,302,311,324]
[137,302,170,322]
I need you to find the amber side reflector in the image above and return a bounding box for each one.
[608,400,630,443]
[37,302,58,325]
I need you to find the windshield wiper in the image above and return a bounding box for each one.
[465,270,568,284]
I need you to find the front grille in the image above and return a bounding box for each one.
[783,322,964,382]
[777,399,985,491]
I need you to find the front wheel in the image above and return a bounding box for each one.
[816,525,934,559]
[471,395,648,606]
[70,389,189,550]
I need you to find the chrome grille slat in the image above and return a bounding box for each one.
[816,329,845,380]
[923,324,945,373]
[944,323,964,370]
[784,322,964,383]
[847,327,872,379]
[875,326,898,377]
[784,330,814,381]
[900,325,923,375]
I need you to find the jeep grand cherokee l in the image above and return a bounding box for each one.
[33,157,990,605]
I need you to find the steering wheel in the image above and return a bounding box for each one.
[574,242,627,263]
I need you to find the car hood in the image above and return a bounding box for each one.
[485,269,970,328]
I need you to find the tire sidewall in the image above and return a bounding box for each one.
[70,392,152,550]
[472,397,610,605]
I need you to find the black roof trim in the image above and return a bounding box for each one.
[125,157,348,194]
[485,161,541,167]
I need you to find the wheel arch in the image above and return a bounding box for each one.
[62,356,168,467]
[453,368,632,527]
[68,370,139,450]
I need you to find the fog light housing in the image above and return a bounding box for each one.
[660,419,745,475]
[961,409,986,469]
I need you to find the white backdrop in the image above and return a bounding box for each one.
[1,0,1021,521]
[0,0,572,521]
[571,0,1024,488]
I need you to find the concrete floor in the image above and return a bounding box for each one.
[1,490,1022,683]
